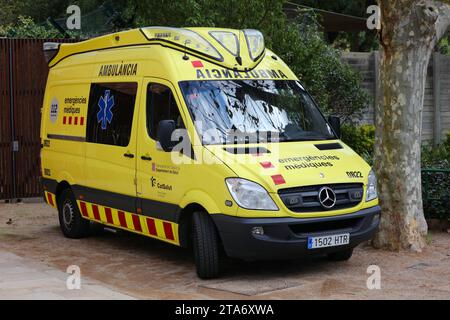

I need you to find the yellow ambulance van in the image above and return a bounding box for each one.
[41,27,380,279]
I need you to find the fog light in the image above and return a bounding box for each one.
[252,226,264,236]
[372,213,380,226]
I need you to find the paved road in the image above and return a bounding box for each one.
[0,250,134,299]
[0,203,450,299]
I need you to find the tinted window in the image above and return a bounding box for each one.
[147,83,184,139]
[86,82,137,146]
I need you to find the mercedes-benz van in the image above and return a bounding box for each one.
[40,27,380,279]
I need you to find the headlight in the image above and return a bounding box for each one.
[225,178,278,211]
[366,169,378,201]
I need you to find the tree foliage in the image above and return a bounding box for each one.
[0,16,61,38]
[271,12,370,119]
[293,0,379,51]
[438,35,450,54]
[0,0,369,117]
[341,124,375,163]
[132,1,369,118]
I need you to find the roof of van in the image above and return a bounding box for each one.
[45,27,266,71]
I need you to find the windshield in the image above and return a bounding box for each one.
[179,80,335,145]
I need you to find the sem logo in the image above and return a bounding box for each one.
[97,90,114,130]
[50,97,59,123]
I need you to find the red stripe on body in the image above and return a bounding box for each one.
[191,60,203,68]
[260,161,274,169]
[271,174,286,185]
[118,211,127,228]
[104,207,113,224]
[146,218,157,236]
[46,193,54,206]
[132,214,142,232]
[92,204,100,220]
[163,222,174,240]
[79,202,89,217]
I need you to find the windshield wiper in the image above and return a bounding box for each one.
[225,130,286,144]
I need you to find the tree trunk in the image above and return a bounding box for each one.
[373,0,450,251]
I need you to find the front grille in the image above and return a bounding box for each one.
[278,183,364,213]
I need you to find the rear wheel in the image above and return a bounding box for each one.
[58,189,90,238]
[192,211,220,279]
[327,248,354,261]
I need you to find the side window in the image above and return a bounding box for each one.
[147,83,184,140]
[86,82,137,146]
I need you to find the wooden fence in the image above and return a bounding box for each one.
[0,39,74,200]
[342,51,450,145]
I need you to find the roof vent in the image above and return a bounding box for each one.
[314,143,343,150]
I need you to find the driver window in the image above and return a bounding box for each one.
[146,83,185,140]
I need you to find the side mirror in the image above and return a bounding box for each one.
[157,120,176,152]
[328,116,341,138]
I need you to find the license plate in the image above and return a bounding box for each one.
[307,233,350,249]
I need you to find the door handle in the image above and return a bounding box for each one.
[141,155,152,161]
[124,153,134,158]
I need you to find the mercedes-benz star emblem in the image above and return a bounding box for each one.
[318,186,337,209]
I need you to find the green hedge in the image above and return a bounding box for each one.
[341,125,449,220]
[341,124,375,165]
[422,169,450,220]
[341,125,450,169]
[421,133,450,219]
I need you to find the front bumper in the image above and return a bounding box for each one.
[211,205,380,261]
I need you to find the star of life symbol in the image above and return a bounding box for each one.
[97,90,114,129]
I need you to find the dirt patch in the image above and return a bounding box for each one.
[0,203,449,299]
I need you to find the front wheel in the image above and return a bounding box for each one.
[58,189,90,239]
[192,211,220,279]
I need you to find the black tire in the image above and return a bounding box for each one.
[192,211,220,279]
[58,189,90,239]
[327,248,354,261]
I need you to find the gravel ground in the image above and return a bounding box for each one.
[0,202,449,299]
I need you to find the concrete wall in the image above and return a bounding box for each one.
[342,51,450,144]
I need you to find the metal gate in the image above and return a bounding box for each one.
[0,39,75,200]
